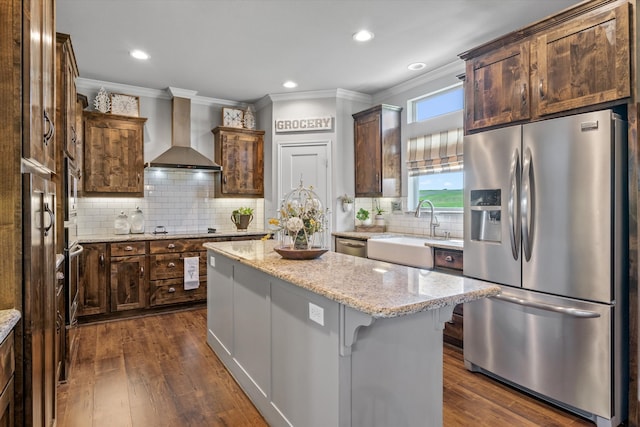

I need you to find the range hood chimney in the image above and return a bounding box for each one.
[145,87,222,171]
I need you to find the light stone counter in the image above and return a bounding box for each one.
[332,230,464,251]
[79,229,270,243]
[204,239,497,318]
[0,310,21,344]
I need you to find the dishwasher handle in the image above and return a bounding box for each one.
[492,293,600,318]
[338,240,366,248]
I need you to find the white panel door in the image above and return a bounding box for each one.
[278,142,330,213]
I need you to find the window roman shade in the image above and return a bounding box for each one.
[407,128,463,176]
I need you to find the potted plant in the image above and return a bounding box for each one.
[231,207,254,231]
[356,208,371,226]
[374,200,385,226]
[341,194,354,212]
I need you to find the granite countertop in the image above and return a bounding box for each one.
[0,309,21,344]
[204,240,498,318]
[79,229,271,243]
[332,231,464,250]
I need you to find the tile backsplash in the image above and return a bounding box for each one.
[77,170,265,235]
[354,197,463,238]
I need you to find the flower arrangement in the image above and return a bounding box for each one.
[269,183,328,250]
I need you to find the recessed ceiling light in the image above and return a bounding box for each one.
[408,62,426,71]
[130,49,150,60]
[352,30,374,42]
[283,81,298,89]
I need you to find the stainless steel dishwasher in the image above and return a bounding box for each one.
[334,237,367,258]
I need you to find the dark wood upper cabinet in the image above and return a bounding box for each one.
[212,126,265,198]
[460,0,631,132]
[83,111,147,196]
[532,2,630,117]
[23,0,56,172]
[353,104,402,197]
[464,40,531,131]
[55,33,79,163]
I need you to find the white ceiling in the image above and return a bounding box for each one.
[56,0,582,103]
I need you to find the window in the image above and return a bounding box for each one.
[416,171,463,208]
[407,83,464,210]
[411,84,463,123]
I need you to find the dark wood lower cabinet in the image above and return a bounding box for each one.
[434,248,465,348]
[110,255,146,312]
[78,243,108,316]
[0,332,14,427]
[78,236,262,323]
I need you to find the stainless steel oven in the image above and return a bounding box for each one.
[61,157,81,381]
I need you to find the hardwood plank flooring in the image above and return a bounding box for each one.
[57,308,593,426]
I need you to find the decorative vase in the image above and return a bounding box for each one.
[243,106,256,130]
[294,231,310,250]
[361,218,372,226]
[375,215,385,227]
[94,87,110,113]
[231,213,253,231]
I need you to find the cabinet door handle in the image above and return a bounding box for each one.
[167,262,176,268]
[43,203,55,237]
[520,83,527,105]
[43,110,55,145]
[223,175,227,184]
[168,287,176,293]
[71,125,77,144]
[124,246,134,251]
[140,266,144,278]
[167,243,176,249]
[99,253,105,268]
[538,78,545,99]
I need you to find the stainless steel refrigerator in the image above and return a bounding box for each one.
[463,109,628,427]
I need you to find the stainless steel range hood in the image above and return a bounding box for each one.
[145,89,221,171]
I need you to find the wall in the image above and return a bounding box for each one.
[76,60,467,239]
[76,79,263,235]
[78,170,264,235]
[260,90,371,234]
[348,60,467,238]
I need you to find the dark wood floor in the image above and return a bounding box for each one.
[57,308,593,427]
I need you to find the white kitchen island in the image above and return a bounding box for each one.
[204,240,499,427]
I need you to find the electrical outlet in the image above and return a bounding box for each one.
[308,302,324,326]
[209,256,215,267]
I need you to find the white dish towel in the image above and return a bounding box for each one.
[183,256,199,290]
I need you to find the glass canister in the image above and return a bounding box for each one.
[114,211,130,235]
[129,206,145,234]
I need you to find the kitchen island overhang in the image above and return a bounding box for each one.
[204,240,499,427]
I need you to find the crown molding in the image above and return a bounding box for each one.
[76,78,245,108]
[372,60,465,103]
[267,88,370,104]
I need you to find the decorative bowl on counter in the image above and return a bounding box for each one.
[273,247,328,260]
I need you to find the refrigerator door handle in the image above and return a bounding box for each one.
[508,148,520,260]
[492,293,601,318]
[521,147,534,261]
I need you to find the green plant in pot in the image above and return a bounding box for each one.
[231,207,254,231]
[356,208,371,226]
[374,200,385,226]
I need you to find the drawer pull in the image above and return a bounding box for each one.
[125,246,134,251]
[167,243,176,249]
[445,255,454,263]
[167,262,176,268]
[168,287,176,293]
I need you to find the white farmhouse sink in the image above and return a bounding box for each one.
[367,236,434,269]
